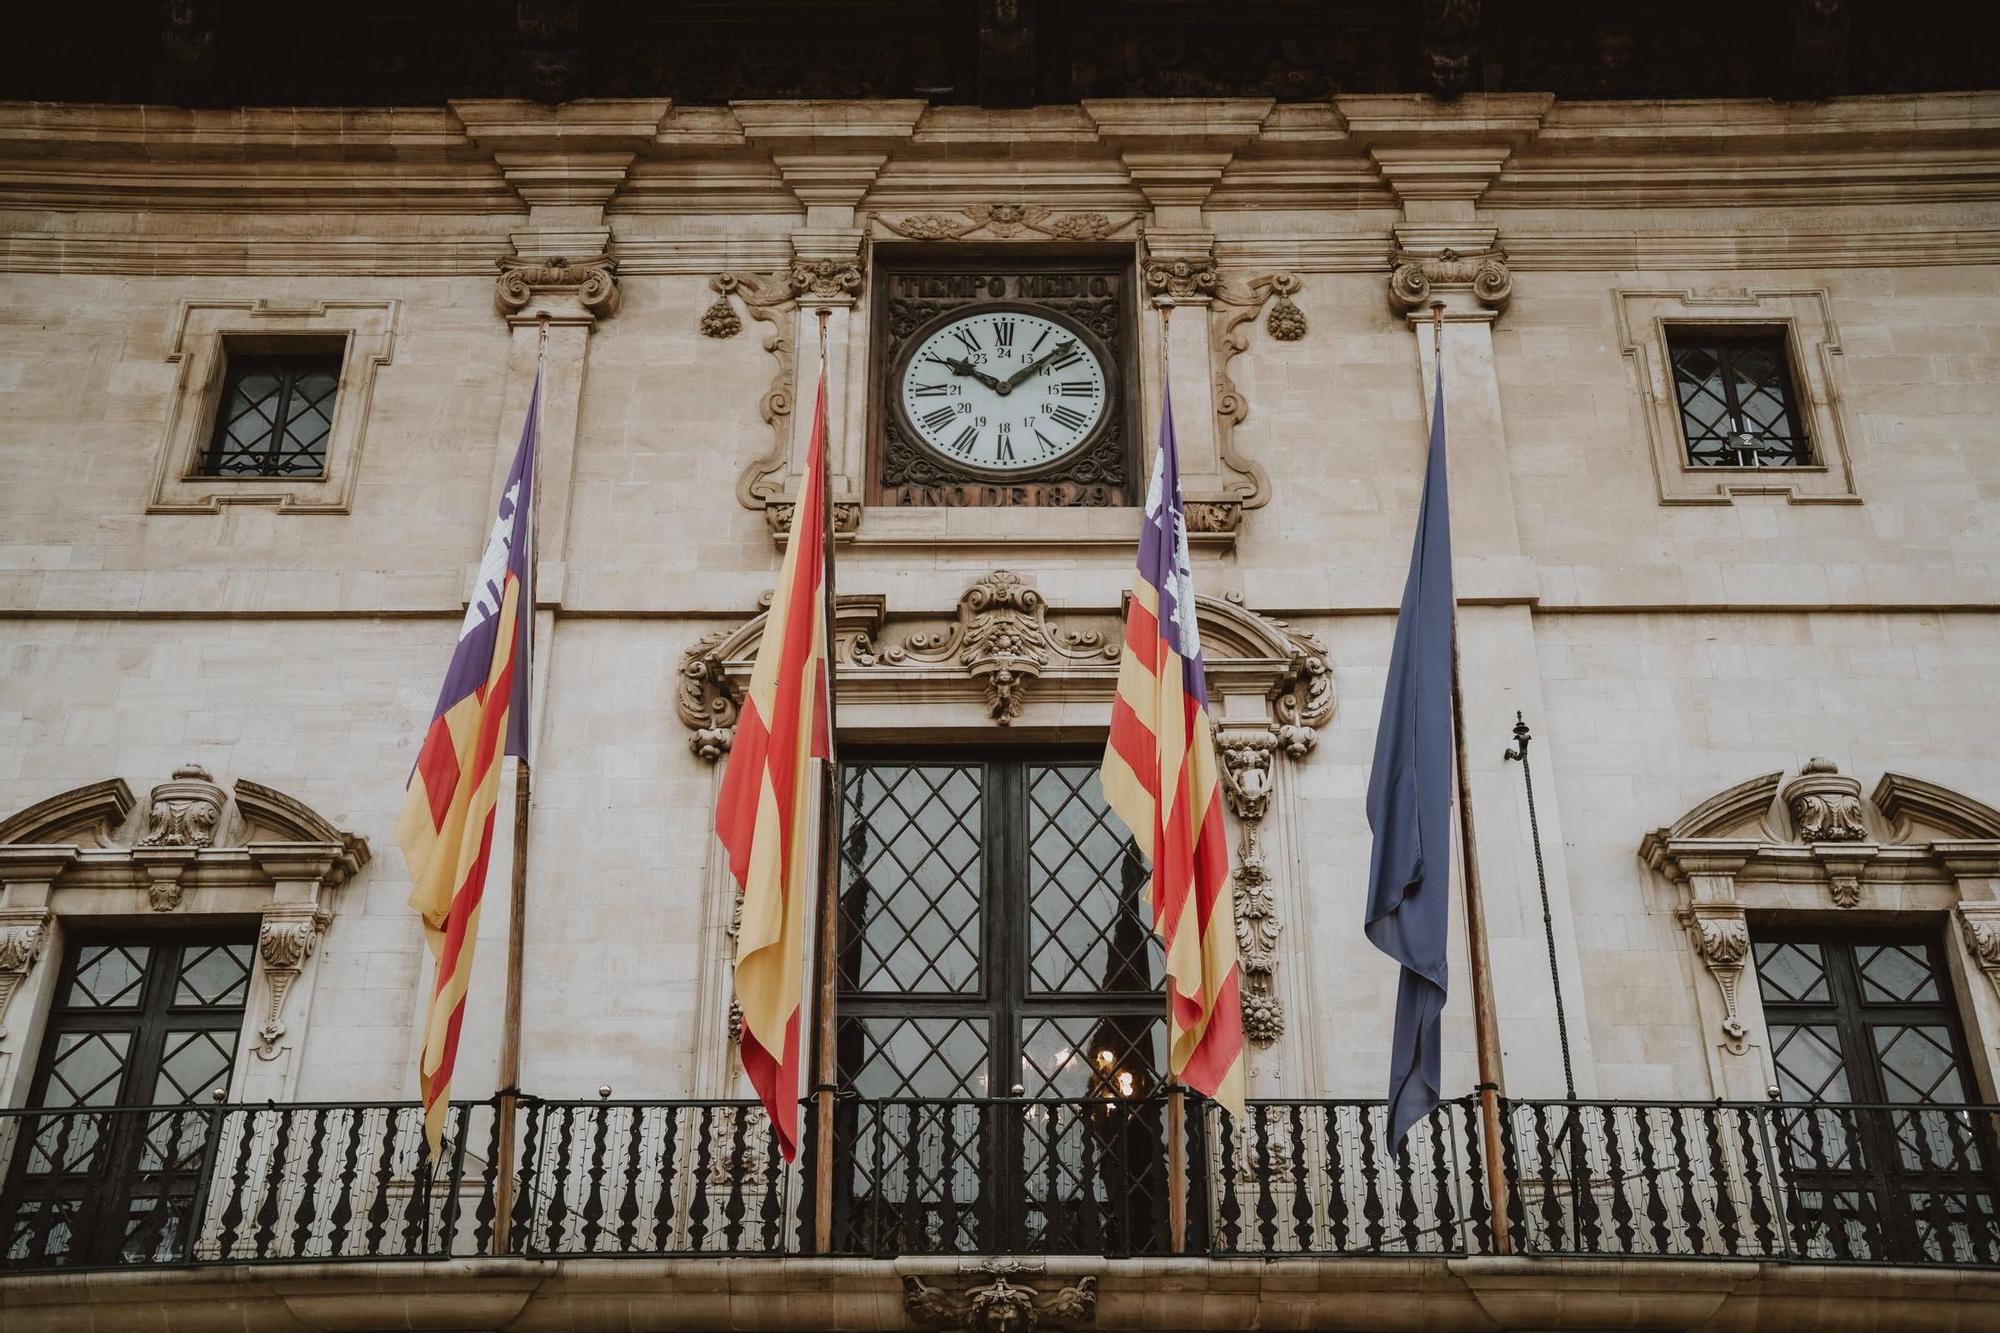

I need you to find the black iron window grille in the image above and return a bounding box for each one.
[1667,329,1812,467]
[202,350,342,477]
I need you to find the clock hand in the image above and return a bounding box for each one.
[929,353,1009,393]
[1003,338,1078,390]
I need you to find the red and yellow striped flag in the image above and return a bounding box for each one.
[396,373,538,1156]
[715,364,832,1161]
[1101,373,1246,1116]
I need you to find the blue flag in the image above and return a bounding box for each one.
[1364,369,1456,1152]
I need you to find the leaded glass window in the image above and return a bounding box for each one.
[3,933,253,1268]
[832,755,1169,1255]
[1752,929,1995,1262]
[1668,330,1811,467]
[202,350,341,477]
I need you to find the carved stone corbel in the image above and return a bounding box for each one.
[1387,245,1512,314]
[1687,909,1752,1056]
[765,501,861,537]
[904,1274,1098,1333]
[1217,727,1287,1045]
[1958,905,2000,1006]
[787,257,865,302]
[255,910,330,1059]
[134,849,194,912]
[679,628,741,762]
[494,254,620,321]
[1209,274,1306,511]
[1142,256,1218,303]
[0,912,51,1041]
[709,272,802,511]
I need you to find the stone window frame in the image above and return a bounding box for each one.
[148,299,399,515]
[674,570,1336,1099]
[1614,287,1861,506]
[0,765,370,1107]
[1641,760,2000,1103]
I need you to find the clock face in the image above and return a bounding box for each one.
[894,307,1112,476]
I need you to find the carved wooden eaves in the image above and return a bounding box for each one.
[677,571,1334,759]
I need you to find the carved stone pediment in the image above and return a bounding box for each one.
[0,767,371,1052]
[676,572,1334,756]
[1640,761,2000,1059]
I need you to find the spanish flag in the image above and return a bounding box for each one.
[715,364,832,1161]
[396,373,537,1156]
[1101,371,1246,1116]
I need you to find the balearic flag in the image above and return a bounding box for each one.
[1102,371,1246,1117]
[715,363,832,1162]
[1363,369,1456,1152]
[397,372,539,1156]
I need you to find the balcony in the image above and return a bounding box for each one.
[4,1095,1995,1274]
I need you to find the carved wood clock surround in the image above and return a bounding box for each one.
[869,250,1139,508]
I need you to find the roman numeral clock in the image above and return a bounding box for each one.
[872,255,1136,507]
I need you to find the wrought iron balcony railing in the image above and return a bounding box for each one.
[1,1094,1994,1273]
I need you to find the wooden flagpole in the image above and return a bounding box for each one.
[1433,301,1512,1250]
[491,314,548,1254]
[1156,296,1190,1255]
[810,307,841,1254]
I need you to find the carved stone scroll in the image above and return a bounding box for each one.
[1388,245,1512,314]
[1959,905,2000,1006]
[1210,273,1307,510]
[1142,256,1218,303]
[495,254,620,321]
[787,257,865,302]
[1689,911,1752,1055]
[870,204,1138,242]
[0,912,50,1041]
[765,501,860,537]
[709,272,801,510]
[255,910,330,1059]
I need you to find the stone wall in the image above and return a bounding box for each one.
[2,93,1998,1112]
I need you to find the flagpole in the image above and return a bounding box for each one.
[1154,295,1192,1256]
[810,307,841,1255]
[1433,301,1513,1251]
[492,315,548,1254]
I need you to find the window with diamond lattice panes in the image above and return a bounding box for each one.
[830,756,1170,1256]
[1667,329,1811,467]
[1752,929,1999,1263]
[202,349,342,477]
[2,934,254,1268]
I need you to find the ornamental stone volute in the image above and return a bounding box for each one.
[1784,758,1869,843]
[138,763,225,849]
[1387,245,1513,314]
[494,253,620,321]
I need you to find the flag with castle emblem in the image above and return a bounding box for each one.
[714,363,833,1161]
[396,372,538,1157]
[1101,369,1246,1116]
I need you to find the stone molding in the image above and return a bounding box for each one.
[1210,272,1308,510]
[0,767,370,1078]
[147,298,399,516]
[1641,761,2000,1073]
[868,204,1139,243]
[494,253,620,322]
[1613,287,1861,506]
